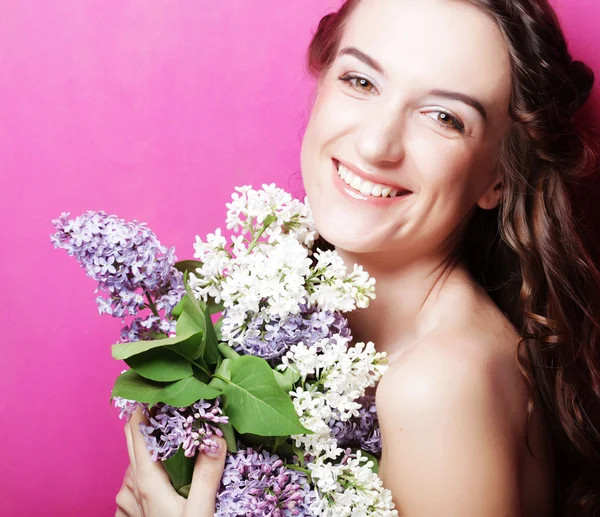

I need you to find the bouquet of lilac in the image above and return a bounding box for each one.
[51,184,397,516]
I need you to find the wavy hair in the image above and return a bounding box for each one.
[306,1,600,515]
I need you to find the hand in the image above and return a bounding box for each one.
[115,407,227,517]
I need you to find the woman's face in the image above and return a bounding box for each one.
[301,0,512,259]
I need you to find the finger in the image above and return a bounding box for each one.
[124,421,137,473]
[123,465,133,490]
[187,437,227,516]
[115,481,141,517]
[129,407,172,485]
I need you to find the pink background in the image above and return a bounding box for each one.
[1,1,599,515]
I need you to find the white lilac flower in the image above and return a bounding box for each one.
[289,386,341,460]
[308,451,398,517]
[188,228,232,304]
[307,250,376,312]
[218,236,313,347]
[282,336,388,459]
[225,184,318,248]
[282,336,388,416]
[216,447,317,516]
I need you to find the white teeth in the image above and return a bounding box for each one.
[360,181,374,194]
[350,176,363,190]
[337,162,406,198]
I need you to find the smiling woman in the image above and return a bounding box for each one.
[301,0,600,516]
[111,0,600,516]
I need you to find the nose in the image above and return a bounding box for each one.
[354,104,405,167]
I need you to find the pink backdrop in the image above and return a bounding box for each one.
[1,1,599,515]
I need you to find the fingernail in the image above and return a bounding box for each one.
[206,439,223,458]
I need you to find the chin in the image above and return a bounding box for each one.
[313,209,387,254]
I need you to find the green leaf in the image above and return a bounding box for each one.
[215,421,238,453]
[218,343,240,361]
[203,310,220,365]
[111,370,220,406]
[178,484,191,498]
[222,356,310,436]
[171,331,204,361]
[190,357,210,383]
[175,285,212,361]
[215,358,233,380]
[174,260,203,275]
[112,332,201,360]
[208,377,227,391]
[171,298,185,318]
[125,347,193,382]
[214,319,223,341]
[207,299,225,315]
[273,366,301,393]
[292,443,305,467]
[156,377,221,406]
[176,295,206,338]
[162,447,194,495]
[208,359,230,389]
[273,440,295,459]
[149,332,168,339]
[358,450,379,474]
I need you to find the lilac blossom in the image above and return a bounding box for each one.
[329,394,382,457]
[141,399,228,461]
[50,211,184,341]
[114,398,228,461]
[232,303,351,363]
[216,447,317,516]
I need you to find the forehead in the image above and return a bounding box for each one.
[338,0,512,114]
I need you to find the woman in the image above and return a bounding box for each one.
[116,0,600,515]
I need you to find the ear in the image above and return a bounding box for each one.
[476,174,503,210]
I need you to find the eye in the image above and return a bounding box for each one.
[338,73,378,94]
[424,110,465,133]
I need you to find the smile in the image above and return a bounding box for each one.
[335,161,411,199]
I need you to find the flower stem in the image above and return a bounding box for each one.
[286,464,312,478]
[144,288,159,318]
[247,215,277,253]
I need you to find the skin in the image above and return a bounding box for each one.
[117,0,555,514]
[114,408,227,517]
[300,0,555,515]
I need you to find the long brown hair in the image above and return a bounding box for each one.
[306,1,600,515]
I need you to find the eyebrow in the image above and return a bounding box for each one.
[337,46,488,121]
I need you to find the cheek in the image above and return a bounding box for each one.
[413,136,484,202]
[301,89,343,190]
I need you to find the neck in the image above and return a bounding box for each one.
[335,245,466,362]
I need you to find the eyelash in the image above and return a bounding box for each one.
[338,73,466,134]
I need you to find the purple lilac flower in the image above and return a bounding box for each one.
[114,398,228,461]
[114,397,139,420]
[51,211,184,341]
[216,447,316,516]
[232,303,351,363]
[329,394,382,457]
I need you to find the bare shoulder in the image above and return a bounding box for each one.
[376,328,522,437]
[375,328,529,516]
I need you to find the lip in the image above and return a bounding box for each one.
[334,158,412,194]
[332,158,414,205]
